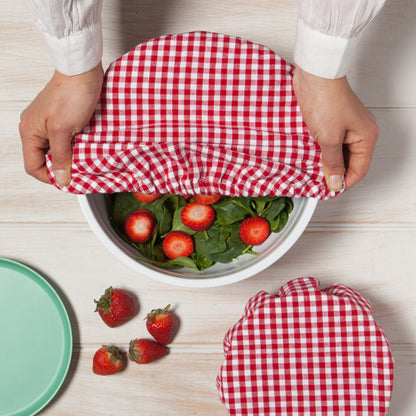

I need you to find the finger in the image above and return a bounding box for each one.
[344,146,375,190]
[20,136,51,184]
[19,119,51,184]
[49,130,73,186]
[319,140,346,192]
[343,126,378,189]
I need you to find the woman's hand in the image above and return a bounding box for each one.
[292,66,379,191]
[19,63,104,185]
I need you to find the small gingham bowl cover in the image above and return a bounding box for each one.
[217,277,394,416]
[46,31,339,199]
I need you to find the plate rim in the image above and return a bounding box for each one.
[0,258,73,416]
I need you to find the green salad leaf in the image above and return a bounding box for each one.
[194,225,229,256]
[212,197,254,225]
[191,252,214,270]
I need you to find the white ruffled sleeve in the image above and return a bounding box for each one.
[26,0,103,76]
[294,0,386,79]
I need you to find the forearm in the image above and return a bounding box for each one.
[25,0,103,75]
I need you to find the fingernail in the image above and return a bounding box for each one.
[55,169,68,186]
[328,175,344,191]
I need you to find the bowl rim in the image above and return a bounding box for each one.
[78,194,317,288]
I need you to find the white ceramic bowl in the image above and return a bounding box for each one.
[78,194,317,287]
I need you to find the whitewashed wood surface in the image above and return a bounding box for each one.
[1,1,416,415]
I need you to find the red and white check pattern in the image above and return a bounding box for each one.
[217,277,394,416]
[46,31,339,199]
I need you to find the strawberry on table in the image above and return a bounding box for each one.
[239,216,270,246]
[162,231,194,260]
[93,345,124,375]
[146,304,175,345]
[181,202,215,231]
[128,339,167,364]
[193,194,221,205]
[124,209,157,243]
[94,286,136,328]
[132,192,162,203]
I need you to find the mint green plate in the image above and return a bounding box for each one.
[0,258,72,416]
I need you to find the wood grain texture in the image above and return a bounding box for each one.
[41,349,228,416]
[1,0,415,415]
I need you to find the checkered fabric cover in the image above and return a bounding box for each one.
[217,277,394,416]
[46,31,339,199]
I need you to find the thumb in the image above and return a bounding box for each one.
[319,140,345,192]
[49,132,73,186]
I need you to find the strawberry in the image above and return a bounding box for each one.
[94,286,136,328]
[92,345,124,375]
[128,339,167,364]
[162,231,194,260]
[124,209,157,243]
[181,202,215,231]
[193,194,221,205]
[146,304,175,345]
[239,216,270,245]
[132,192,162,203]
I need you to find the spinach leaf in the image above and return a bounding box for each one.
[136,256,183,269]
[194,226,229,257]
[191,252,214,271]
[264,197,286,224]
[149,195,177,236]
[212,223,250,263]
[169,256,199,270]
[194,223,249,264]
[285,198,294,214]
[213,197,254,225]
[134,233,165,262]
[135,249,201,270]
[137,249,212,271]
[251,195,278,215]
[269,213,281,232]
[274,210,289,232]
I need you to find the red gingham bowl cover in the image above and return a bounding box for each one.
[217,277,394,416]
[46,31,339,199]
